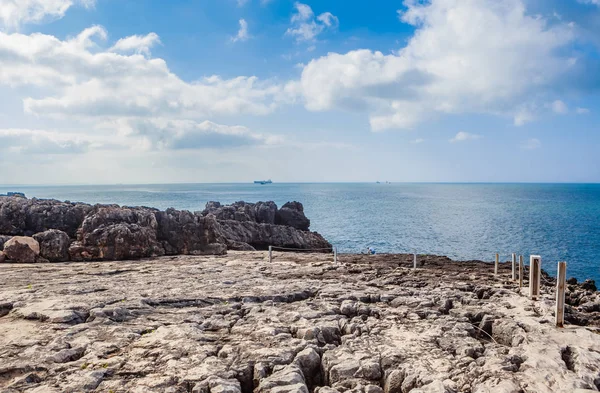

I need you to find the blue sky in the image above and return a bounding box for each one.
[0,0,599,184]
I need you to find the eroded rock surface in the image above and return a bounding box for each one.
[1,253,599,393]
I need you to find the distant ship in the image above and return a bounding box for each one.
[254,179,272,185]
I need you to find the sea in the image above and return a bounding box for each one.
[1,183,599,283]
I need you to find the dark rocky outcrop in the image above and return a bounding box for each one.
[33,229,71,262]
[202,201,279,224]
[276,201,310,231]
[0,196,331,261]
[0,197,93,237]
[70,207,164,261]
[155,209,227,255]
[219,220,331,251]
[202,201,330,251]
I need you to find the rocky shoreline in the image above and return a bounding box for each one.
[1,252,600,392]
[0,197,331,263]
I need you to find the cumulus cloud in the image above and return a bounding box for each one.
[231,19,250,43]
[410,138,425,144]
[285,2,338,42]
[0,27,292,119]
[520,138,541,150]
[0,0,95,31]
[295,0,578,130]
[110,33,161,56]
[450,132,481,143]
[576,107,590,114]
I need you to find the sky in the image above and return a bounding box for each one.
[0,0,599,184]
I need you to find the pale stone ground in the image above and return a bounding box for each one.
[0,252,599,393]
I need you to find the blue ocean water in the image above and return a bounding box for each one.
[1,183,599,282]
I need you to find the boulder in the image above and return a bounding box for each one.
[276,202,310,231]
[155,209,227,255]
[0,251,6,263]
[33,229,71,262]
[3,236,41,263]
[70,207,164,261]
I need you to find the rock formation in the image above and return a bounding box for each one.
[0,252,599,392]
[0,196,331,262]
[32,230,70,262]
[201,201,329,251]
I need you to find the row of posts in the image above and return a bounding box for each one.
[494,253,567,328]
[267,247,567,329]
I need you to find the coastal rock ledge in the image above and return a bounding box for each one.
[0,196,331,262]
[0,253,599,392]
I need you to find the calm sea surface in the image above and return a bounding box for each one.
[2,183,599,282]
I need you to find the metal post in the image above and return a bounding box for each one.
[268,246,272,263]
[529,255,541,300]
[334,247,338,264]
[556,262,567,328]
[518,255,524,289]
[495,253,499,275]
[511,253,516,281]
[413,253,417,269]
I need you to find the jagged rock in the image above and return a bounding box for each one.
[33,229,70,262]
[293,348,322,388]
[0,196,93,237]
[492,319,526,347]
[384,370,405,393]
[72,207,164,261]
[3,236,41,263]
[255,365,308,393]
[218,220,331,251]
[0,251,6,263]
[581,280,597,292]
[202,201,278,225]
[155,209,227,255]
[276,202,310,231]
[192,377,242,393]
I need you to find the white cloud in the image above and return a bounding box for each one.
[110,33,161,56]
[237,0,250,6]
[410,138,425,144]
[285,2,338,42]
[99,118,283,150]
[231,19,250,43]
[576,107,590,114]
[295,0,577,130]
[519,138,541,150]
[0,128,109,154]
[551,100,568,114]
[450,131,481,143]
[0,0,95,31]
[0,27,292,119]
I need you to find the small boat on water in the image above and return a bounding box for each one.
[254,179,272,185]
